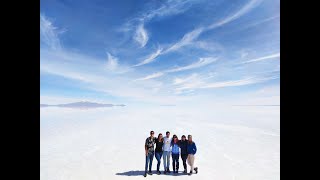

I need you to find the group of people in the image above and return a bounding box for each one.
[144,130,198,177]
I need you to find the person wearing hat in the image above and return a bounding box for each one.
[187,135,198,175]
[162,131,172,174]
[144,130,156,177]
[179,135,188,173]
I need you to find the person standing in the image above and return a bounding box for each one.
[154,133,164,175]
[187,135,198,175]
[171,135,180,173]
[144,131,156,177]
[179,135,188,173]
[162,131,172,174]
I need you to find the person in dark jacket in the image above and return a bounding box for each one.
[144,131,156,177]
[171,135,180,173]
[154,133,164,174]
[187,135,198,175]
[179,135,188,173]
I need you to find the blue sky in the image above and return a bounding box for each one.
[40,0,280,106]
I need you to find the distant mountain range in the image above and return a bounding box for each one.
[40,101,125,109]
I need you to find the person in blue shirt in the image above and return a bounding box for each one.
[187,135,198,175]
[171,135,180,173]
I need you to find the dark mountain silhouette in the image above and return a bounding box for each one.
[40,104,51,107]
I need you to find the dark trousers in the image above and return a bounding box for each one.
[172,154,179,171]
[181,154,188,170]
[155,152,163,171]
[145,152,154,173]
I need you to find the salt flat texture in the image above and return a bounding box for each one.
[40,105,279,180]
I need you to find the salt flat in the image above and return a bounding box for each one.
[40,104,279,180]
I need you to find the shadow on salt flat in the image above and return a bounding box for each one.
[116,170,190,176]
[116,171,144,176]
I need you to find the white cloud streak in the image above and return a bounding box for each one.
[142,0,196,22]
[208,0,262,30]
[241,53,280,64]
[123,0,197,50]
[106,53,118,70]
[164,28,204,53]
[235,15,280,32]
[166,57,218,73]
[165,0,262,53]
[133,47,163,67]
[135,72,165,81]
[202,77,265,89]
[40,50,184,104]
[40,14,62,50]
[173,73,199,85]
[175,75,279,91]
[136,57,218,80]
[133,23,149,47]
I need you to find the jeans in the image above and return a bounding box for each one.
[145,152,154,173]
[181,154,188,171]
[162,151,171,170]
[172,154,179,171]
[155,152,163,171]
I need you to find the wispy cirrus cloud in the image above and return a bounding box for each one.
[40,0,279,106]
[133,23,149,48]
[165,0,262,54]
[106,53,118,70]
[117,0,195,48]
[133,0,262,66]
[136,57,218,80]
[126,0,261,63]
[135,72,165,81]
[133,47,163,67]
[40,14,62,50]
[241,53,280,64]
[192,41,224,53]
[133,33,221,67]
[164,28,204,53]
[41,50,160,103]
[175,75,279,91]
[202,76,278,89]
[232,15,280,33]
[173,73,199,85]
[208,0,262,30]
[141,0,197,22]
[173,74,204,94]
[122,0,198,49]
[167,57,218,72]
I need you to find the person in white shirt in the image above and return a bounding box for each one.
[162,131,172,174]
